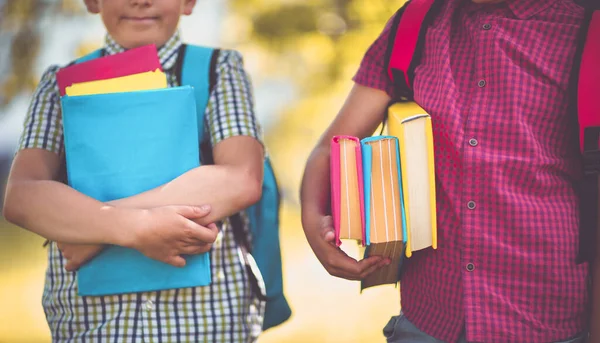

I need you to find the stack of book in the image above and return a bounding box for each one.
[56,45,211,296]
[330,103,438,290]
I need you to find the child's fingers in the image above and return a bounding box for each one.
[165,255,187,268]
[183,220,219,244]
[334,254,384,280]
[65,260,79,272]
[321,246,383,280]
[320,215,336,243]
[181,244,211,255]
[323,230,336,244]
[320,216,333,230]
[359,257,391,279]
[356,255,386,270]
[173,205,211,219]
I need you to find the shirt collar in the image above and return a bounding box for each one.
[504,0,559,19]
[103,31,183,71]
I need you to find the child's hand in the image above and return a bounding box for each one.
[57,243,105,271]
[128,205,219,267]
[303,214,390,281]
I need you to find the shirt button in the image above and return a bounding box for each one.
[467,201,476,210]
[478,79,486,88]
[482,23,492,30]
[469,138,478,147]
[466,263,475,272]
[145,300,154,311]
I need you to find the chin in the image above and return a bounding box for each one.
[120,36,168,49]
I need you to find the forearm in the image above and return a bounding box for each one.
[3,179,136,245]
[300,84,391,228]
[300,145,332,228]
[111,164,261,225]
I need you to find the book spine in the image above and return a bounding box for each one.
[330,137,342,247]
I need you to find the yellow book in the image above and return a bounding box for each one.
[388,102,437,257]
[65,69,167,96]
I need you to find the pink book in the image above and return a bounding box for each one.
[56,44,162,96]
[330,136,366,246]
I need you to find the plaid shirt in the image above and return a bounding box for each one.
[354,1,589,342]
[18,33,266,342]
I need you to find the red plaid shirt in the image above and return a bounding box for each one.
[354,1,590,342]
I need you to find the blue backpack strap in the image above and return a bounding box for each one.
[245,160,292,330]
[180,45,268,306]
[179,45,292,331]
[74,49,104,64]
[179,44,215,142]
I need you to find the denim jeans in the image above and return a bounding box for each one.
[383,312,587,343]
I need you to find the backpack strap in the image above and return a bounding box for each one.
[178,45,266,302]
[74,49,104,64]
[386,0,442,101]
[176,45,252,252]
[578,11,600,158]
[561,7,599,335]
[380,0,442,134]
[177,44,217,142]
[576,9,600,265]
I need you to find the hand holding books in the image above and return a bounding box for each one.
[330,103,438,290]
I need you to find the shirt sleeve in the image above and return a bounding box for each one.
[352,12,399,98]
[17,65,63,154]
[204,50,264,147]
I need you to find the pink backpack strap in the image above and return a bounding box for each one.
[574,9,600,265]
[577,10,600,333]
[579,11,600,154]
[386,0,438,94]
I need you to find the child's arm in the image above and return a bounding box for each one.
[109,135,263,226]
[300,84,392,280]
[4,148,132,244]
[56,136,261,272]
[4,148,217,267]
[102,49,265,224]
[56,136,262,272]
[301,12,402,280]
[3,67,218,268]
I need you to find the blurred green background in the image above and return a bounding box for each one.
[0,0,403,342]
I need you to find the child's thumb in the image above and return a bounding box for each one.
[206,223,219,232]
[166,255,187,268]
[176,205,211,219]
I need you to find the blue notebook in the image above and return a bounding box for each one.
[61,86,211,296]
